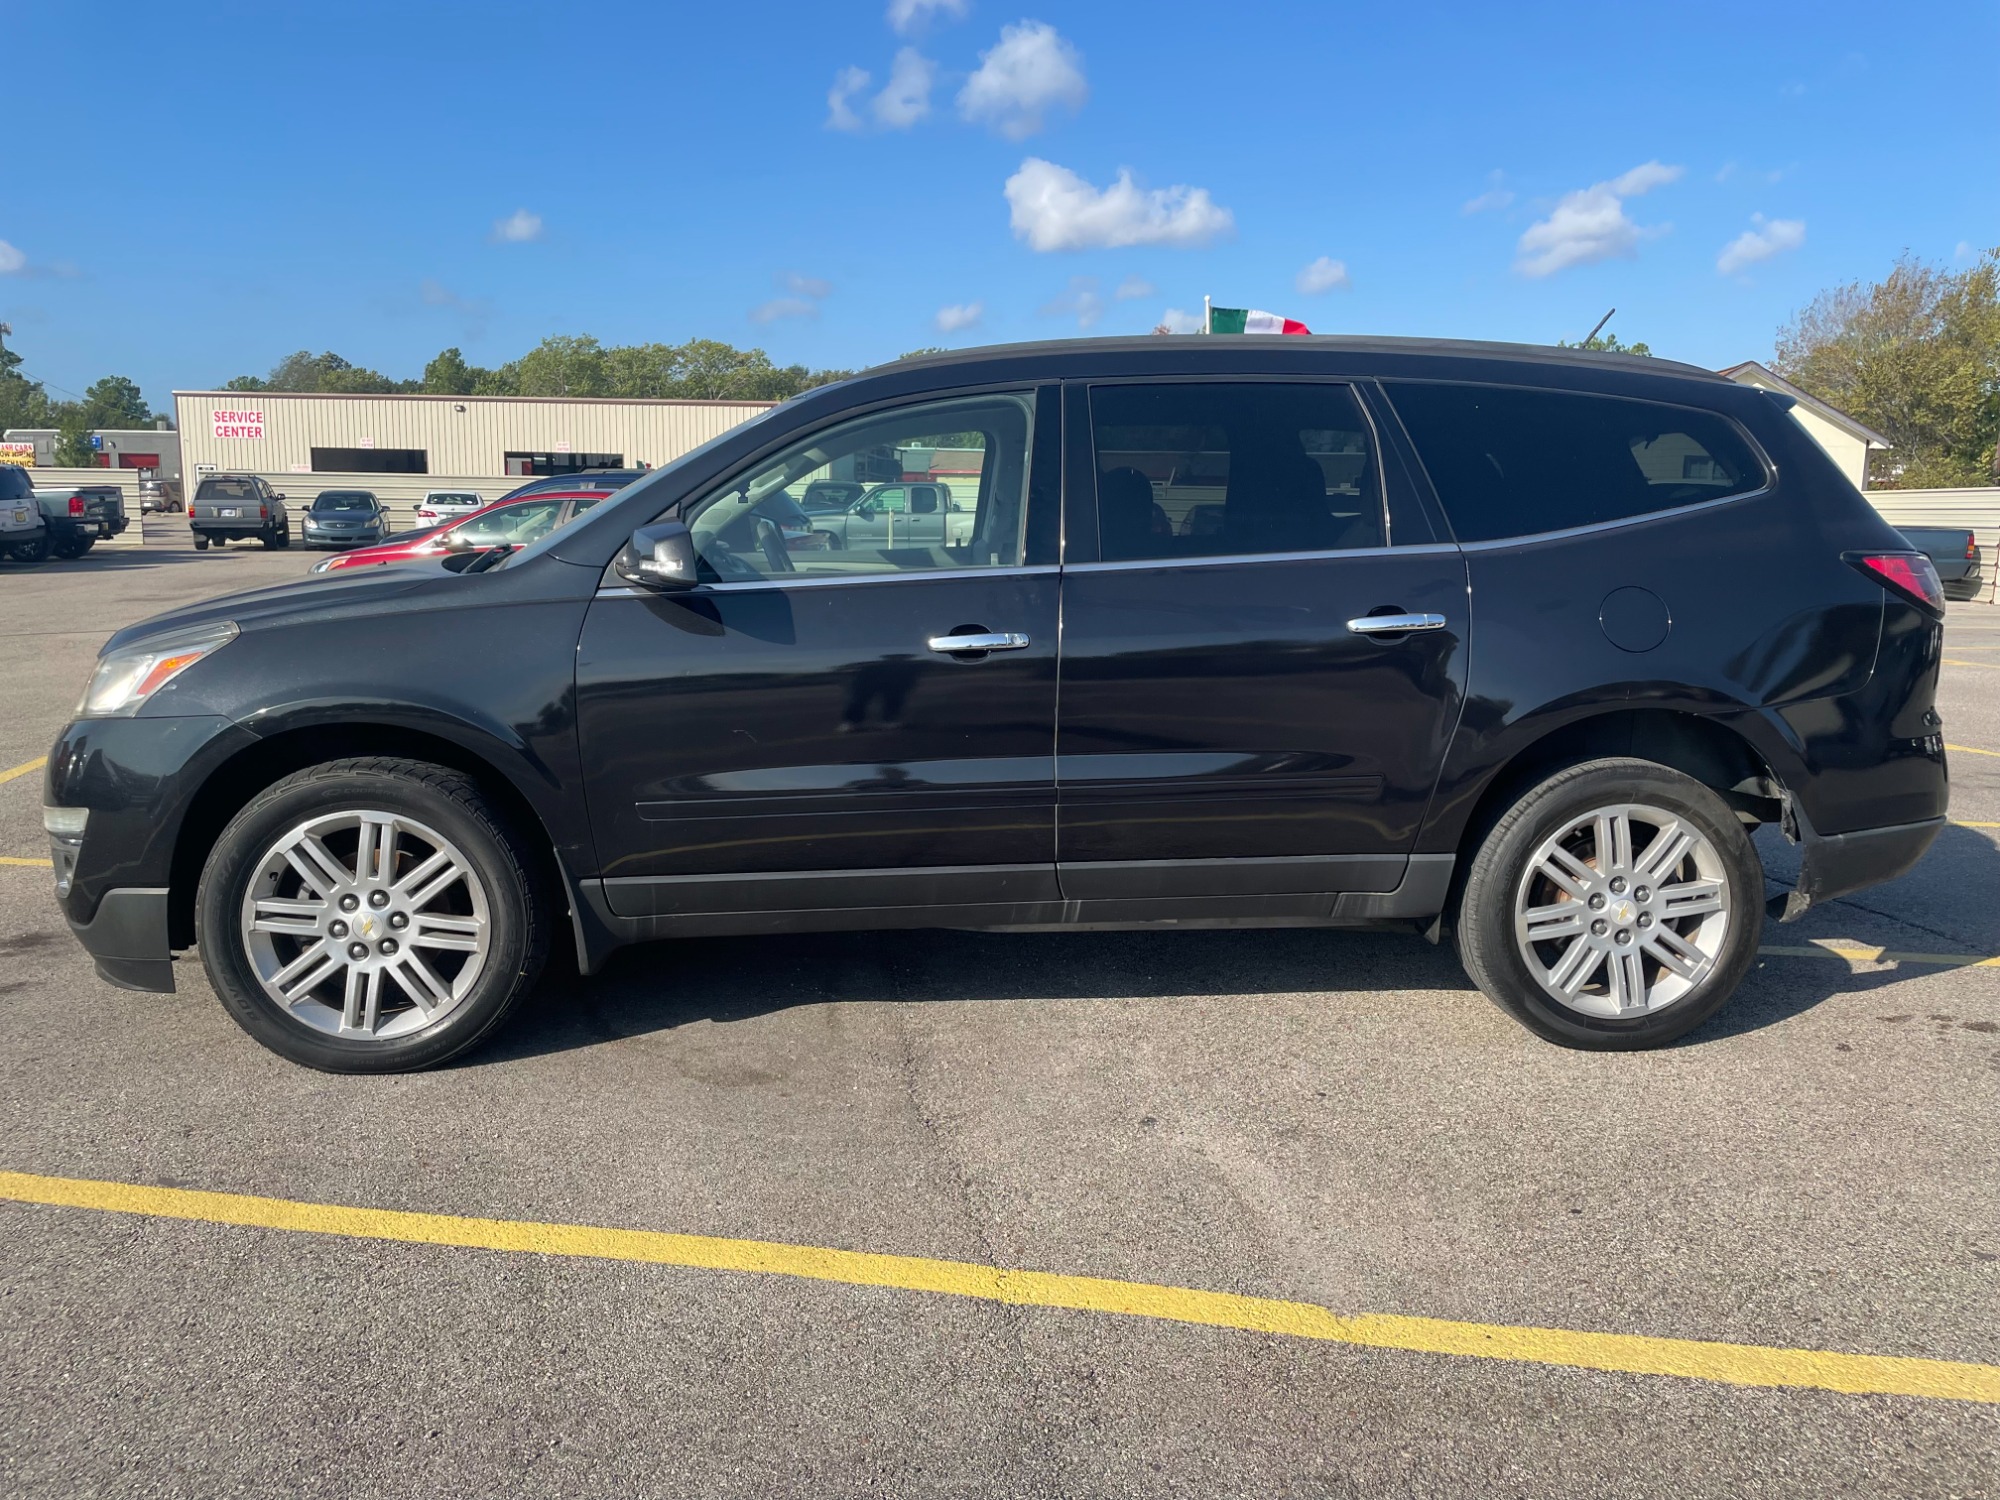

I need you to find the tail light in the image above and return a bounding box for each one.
[68,495,85,516]
[258,504,269,519]
[1969,535,1979,560]
[1848,551,1945,614]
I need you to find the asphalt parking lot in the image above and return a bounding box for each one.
[2,528,1996,1498]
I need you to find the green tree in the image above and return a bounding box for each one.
[421,347,488,395]
[80,375,153,429]
[1776,249,2000,488]
[512,335,611,397]
[225,350,407,394]
[0,325,55,433]
[1558,331,1653,356]
[52,403,95,466]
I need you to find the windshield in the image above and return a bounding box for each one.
[428,493,480,505]
[312,493,373,512]
[198,478,256,500]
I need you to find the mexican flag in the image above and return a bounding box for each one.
[1208,306,1310,335]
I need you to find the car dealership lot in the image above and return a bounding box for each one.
[1,545,1996,1497]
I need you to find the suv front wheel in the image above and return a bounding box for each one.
[1455,758,1763,1049]
[196,758,549,1071]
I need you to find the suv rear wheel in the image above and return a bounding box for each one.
[1455,758,1762,1049]
[196,758,548,1072]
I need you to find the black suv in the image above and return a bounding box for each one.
[45,338,1949,1071]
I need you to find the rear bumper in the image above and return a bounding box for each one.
[1772,810,1944,921]
[68,886,176,992]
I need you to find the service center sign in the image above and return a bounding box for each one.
[212,407,265,440]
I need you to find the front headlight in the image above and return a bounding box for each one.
[77,621,239,718]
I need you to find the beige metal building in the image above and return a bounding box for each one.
[172,389,775,489]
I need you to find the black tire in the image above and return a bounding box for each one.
[1454,757,1763,1050]
[193,533,210,551]
[261,526,277,549]
[5,533,51,564]
[196,757,550,1072]
[53,536,92,560]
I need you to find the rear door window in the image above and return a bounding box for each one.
[1386,383,1766,542]
[1086,383,1383,563]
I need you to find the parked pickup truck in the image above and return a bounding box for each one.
[33,484,129,559]
[808,480,976,551]
[1897,527,1986,602]
[190,474,292,550]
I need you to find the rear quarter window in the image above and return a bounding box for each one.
[1387,383,1767,542]
[0,467,30,500]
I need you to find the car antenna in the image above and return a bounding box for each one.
[1582,308,1616,344]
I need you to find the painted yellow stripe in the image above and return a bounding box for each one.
[0,856,52,867]
[1949,743,2000,758]
[0,755,47,786]
[1943,658,2000,669]
[1,1171,1995,1404]
[1956,820,2000,829]
[1762,941,2000,970]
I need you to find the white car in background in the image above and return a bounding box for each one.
[413,489,485,527]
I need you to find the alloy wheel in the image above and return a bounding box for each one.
[1512,802,1732,1019]
[238,810,491,1040]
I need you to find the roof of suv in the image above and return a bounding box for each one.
[878,335,1721,382]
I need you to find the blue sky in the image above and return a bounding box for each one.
[5,0,1993,408]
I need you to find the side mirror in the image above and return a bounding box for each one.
[441,531,477,552]
[615,521,700,590]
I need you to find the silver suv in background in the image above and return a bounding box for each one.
[190,474,291,550]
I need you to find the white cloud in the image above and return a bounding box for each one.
[1714,161,1738,183]
[0,239,25,274]
[1156,308,1204,334]
[749,298,820,324]
[887,0,967,35]
[1716,214,1806,276]
[827,66,871,131]
[873,47,936,128]
[958,21,1087,139]
[1514,161,1682,278]
[1004,158,1234,253]
[1605,160,1683,196]
[935,300,983,332]
[1041,276,1104,329]
[1296,256,1350,295]
[783,271,833,298]
[1114,274,1154,301]
[490,208,544,244]
[1956,241,1980,262]
[1462,170,1513,214]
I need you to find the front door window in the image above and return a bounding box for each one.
[680,393,1033,580]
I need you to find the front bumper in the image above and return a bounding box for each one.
[67,887,176,992]
[1771,808,1945,921]
[303,529,384,548]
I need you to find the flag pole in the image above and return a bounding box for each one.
[1203,295,1211,335]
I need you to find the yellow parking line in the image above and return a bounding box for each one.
[1947,743,2000,758]
[0,856,52,867]
[1943,658,2000,669]
[1,1170,1996,1404]
[0,755,47,786]
[1956,820,2000,829]
[1762,942,2000,970]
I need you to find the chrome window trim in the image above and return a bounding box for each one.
[1454,486,1769,551]
[595,563,1061,598]
[1065,542,1458,575]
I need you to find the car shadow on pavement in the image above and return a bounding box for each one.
[471,925,1482,1066]
[468,835,1996,1066]
[25,548,295,572]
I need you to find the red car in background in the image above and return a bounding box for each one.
[311,490,612,574]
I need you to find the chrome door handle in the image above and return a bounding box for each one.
[1346,612,1447,636]
[927,631,1030,654]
